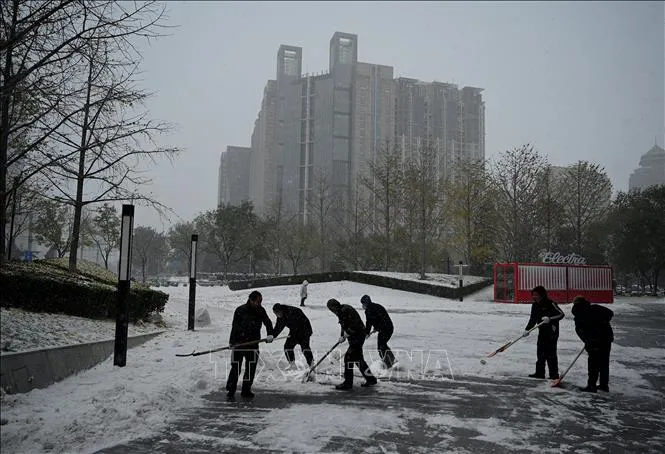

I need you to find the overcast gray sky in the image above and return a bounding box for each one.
[134,1,665,230]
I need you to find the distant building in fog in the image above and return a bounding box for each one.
[238,31,485,222]
[218,146,251,207]
[394,78,485,180]
[629,140,665,191]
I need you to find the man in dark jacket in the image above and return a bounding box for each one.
[572,296,614,393]
[327,299,377,390]
[225,291,274,401]
[272,303,314,368]
[361,295,396,368]
[523,285,565,379]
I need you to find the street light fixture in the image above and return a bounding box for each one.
[188,234,198,331]
[114,204,134,367]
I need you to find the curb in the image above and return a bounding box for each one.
[0,331,164,394]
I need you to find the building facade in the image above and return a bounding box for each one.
[217,146,251,207]
[238,32,485,223]
[394,78,485,181]
[249,80,277,215]
[628,141,665,191]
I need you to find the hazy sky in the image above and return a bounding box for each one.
[134,1,665,230]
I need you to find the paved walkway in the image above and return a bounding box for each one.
[96,302,665,454]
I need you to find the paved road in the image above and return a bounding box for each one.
[96,301,665,454]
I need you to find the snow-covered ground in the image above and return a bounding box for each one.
[1,281,664,453]
[0,309,161,352]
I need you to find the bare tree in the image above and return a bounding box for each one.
[535,165,565,252]
[1,1,174,266]
[30,3,178,271]
[4,175,44,259]
[334,175,372,270]
[491,144,548,262]
[132,225,167,283]
[32,198,73,258]
[449,158,497,272]
[306,167,334,272]
[283,219,315,275]
[197,202,256,279]
[558,161,612,256]
[402,138,448,279]
[263,184,290,275]
[361,141,403,270]
[88,202,120,269]
[167,221,195,269]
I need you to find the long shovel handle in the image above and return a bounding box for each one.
[176,335,288,357]
[487,321,546,358]
[302,338,345,382]
[552,346,586,387]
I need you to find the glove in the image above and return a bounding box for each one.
[338,335,346,344]
[541,316,550,324]
[266,335,274,343]
[522,330,530,338]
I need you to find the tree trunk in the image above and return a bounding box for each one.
[466,186,473,267]
[576,177,582,255]
[384,166,391,270]
[0,0,19,266]
[69,57,94,271]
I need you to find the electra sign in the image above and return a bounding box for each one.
[541,252,587,265]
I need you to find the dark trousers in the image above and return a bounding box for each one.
[226,348,259,395]
[587,343,611,389]
[300,297,306,306]
[284,335,314,366]
[535,336,559,378]
[377,327,395,368]
[343,338,375,385]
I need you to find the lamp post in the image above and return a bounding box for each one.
[188,234,198,331]
[457,261,469,302]
[7,176,20,261]
[114,204,134,367]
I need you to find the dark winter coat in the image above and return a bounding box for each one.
[572,301,614,348]
[364,301,394,335]
[335,304,366,342]
[525,297,565,340]
[273,304,313,340]
[229,302,274,346]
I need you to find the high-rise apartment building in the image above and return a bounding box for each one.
[239,32,485,222]
[395,78,485,180]
[249,80,277,215]
[218,146,251,207]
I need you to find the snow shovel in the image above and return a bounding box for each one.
[301,337,346,383]
[176,335,288,357]
[486,321,547,358]
[552,345,586,387]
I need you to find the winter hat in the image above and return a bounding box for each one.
[303,280,308,285]
[571,296,590,317]
[360,295,371,307]
[327,299,341,312]
[531,286,547,298]
[572,295,587,305]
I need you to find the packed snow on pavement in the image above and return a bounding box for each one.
[1,280,664,453]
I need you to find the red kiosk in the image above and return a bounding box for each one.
[494,255,614,304]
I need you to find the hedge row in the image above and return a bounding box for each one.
[0,261,168,321]
[228,271,493,300]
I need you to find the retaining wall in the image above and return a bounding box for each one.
[0,331,163,395]
[229,271,493,300]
